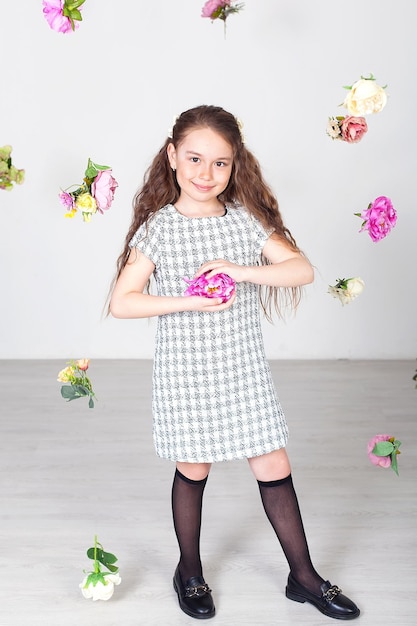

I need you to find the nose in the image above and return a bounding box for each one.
[198,162,211,180]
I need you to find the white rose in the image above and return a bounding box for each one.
[343,78,387,115]
[80,573,121,601]
[328,277,365,306]
[345,277,365,298]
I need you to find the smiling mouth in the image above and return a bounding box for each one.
[193,182,214,192]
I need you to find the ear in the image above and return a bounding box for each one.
[167,143,177,170]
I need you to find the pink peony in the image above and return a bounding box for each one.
[183,272,235,303]
[43,1,81,34]
[340,116,368,144]
[367,434,393,468]
[91,170,118,213]
[201,1,231,18]
[359,196,397,242]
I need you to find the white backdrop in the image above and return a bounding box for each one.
[1,0,415,359]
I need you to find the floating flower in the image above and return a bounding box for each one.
[43,0,85,33]
[355,195,397,242]
[80,535,121,601]
[326,116,368,144]
[91,170,119,212]
[342,74,387,116]
[59,158,118,222]
[367,434,401,475]
[184,272,236,303]
[57,358,96,408]
[201,1,244,36]
[328,277,365,306]
[0,145,25,191]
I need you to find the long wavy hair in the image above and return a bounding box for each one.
[110,105,304,319]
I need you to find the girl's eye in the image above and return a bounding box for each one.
[190,157,200,163]
[215,161,226,167]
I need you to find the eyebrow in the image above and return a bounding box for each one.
[185,150,232,161]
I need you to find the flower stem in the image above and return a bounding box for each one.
[94,534,99,574]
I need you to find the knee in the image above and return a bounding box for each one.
[176,462,211,481]
[247,448,291,482]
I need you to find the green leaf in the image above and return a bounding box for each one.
[90,161,111,172]
[66,0,86,11]
[372,441,394,457]
[72,384,89,397]
[87,547,118,571]
[84,165,98,179]
[88,396,95,409]
[105,563,119,573]
[102,551,118,565]
[61,385,78,400]
[390,453,399,475]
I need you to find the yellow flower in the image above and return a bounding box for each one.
[75,192,97,215]
[64,208,77,219]
[57,365,76,383]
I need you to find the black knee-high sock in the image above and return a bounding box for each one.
[172,468,208,583]
[258,474,324,594]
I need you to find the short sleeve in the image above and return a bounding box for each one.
[129,217,159,265]
[250,214,274,256]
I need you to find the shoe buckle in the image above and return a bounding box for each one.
[323,585,342,602]
[185,584,211,598]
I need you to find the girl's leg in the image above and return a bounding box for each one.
[172,461,211,582]
[248,449,359,619]
[248,448,324,593]
[172,462,215,619]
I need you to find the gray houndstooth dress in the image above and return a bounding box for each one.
[130,203,288,463]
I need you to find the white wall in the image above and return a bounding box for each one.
[1,0,415,359]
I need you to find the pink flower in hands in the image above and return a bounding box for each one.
[340,116,368,143]
[358,196,397,242]
[367,434,393,468]
[183,272,235,303]
[91,170,118,212]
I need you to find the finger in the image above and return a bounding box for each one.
[194,260,225,278]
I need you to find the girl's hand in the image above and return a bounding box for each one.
[194,259,247,283]
[184,292,236,312]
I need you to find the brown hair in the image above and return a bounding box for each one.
[110,105,304,318]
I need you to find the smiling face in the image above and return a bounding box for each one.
[167,126,233,215]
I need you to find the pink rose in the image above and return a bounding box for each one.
[184,272,235,303]
[367,434,392,468]
[359,196,397,242]
[340,116,368,144]
[76,358,90,371]
[201,0,230,18]
[91,170,118,213]
[43,1,81,34]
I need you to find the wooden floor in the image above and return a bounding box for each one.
[1,360,416,626]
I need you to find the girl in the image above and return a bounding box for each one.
[109,105,360,621]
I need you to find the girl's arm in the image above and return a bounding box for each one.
[195,235,314,288]
[110,249,235,319]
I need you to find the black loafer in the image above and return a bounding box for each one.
[285,573,360,620]
[173,566,215,619]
